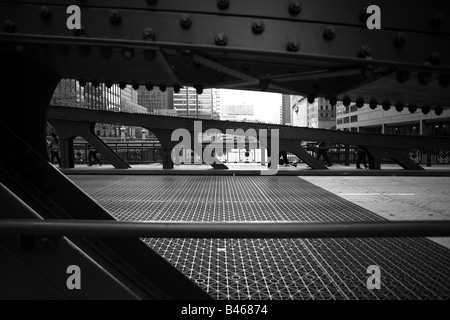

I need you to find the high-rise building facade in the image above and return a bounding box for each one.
[336,104,450,136]
[280,94,292,125]
[137,86,174,114]
[289,96,336,129]
[51,79,121,111]
[173,87,220,119]
[220,104,255,122]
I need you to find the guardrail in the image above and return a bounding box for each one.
[70,141,450,166]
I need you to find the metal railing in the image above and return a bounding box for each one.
[72,141,450,166]
[1,219,450,238]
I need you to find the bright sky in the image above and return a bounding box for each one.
[220,89,281,123]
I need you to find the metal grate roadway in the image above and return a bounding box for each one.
[70,175,450,300]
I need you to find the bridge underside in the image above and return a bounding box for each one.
[1,0,450,300]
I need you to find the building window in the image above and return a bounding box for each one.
[350,115,358,123]
[343,117,350,124]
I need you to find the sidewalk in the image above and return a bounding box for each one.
[60,163,450,176]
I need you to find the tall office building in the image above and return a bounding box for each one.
[220,104,255,122]
[51,79,121,111]
[173,87,220,119]
[289,96,336,129]
[336,103,450,136]
[280,94,292,125]
[137,86,174,114]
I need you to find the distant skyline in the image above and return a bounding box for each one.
[220,89,281,123]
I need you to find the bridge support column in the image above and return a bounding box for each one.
[365,147,424,170]
[426,150,432,167]
[344,144,350,166]
[60,137,75,169]
[282,141,328,170]
[48,119,130,169]
[161,149,174,169]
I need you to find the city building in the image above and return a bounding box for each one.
[50,80,149,139]
[336,104,450,136]
[51,79,121,111]
[280,94,291,125]
[289,96,336,129]
[173,87,220,119]
[137,86,174,114]
[220,104,255,122]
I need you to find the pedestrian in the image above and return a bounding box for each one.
[279,151,290,166]
[87,145,102,166]
[356,145,368,169]
[48,132,61,166]
[316,141,332,167]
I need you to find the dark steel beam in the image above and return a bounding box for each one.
[1,219,450,238]
[47,106,450,151]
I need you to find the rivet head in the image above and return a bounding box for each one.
[159,84,167,92]
[194,85,204,95]
[430,13,443,29]
[132,83,140,90]
[92,80,100,88]
[435,107,443,115]
[100,46,113,59]
[144,49,156,61]
[428,52,441,65]
[393,32,407,47]
[307,95,316,104]
[369,99,378,109]
[286,40,300,52]
[395,102,404,112]
[217,0,230,10]
[180,14,192,29]
[74,27,85,37]
[343,96,351,107]
[40,6,52,21]
[4,20,17,33]
[382,101,391,111]
[119,82,127,90]
[289,1,302,15]
[357,45,371,58]
[252,20,265,34]
[418,72,432,86]
[146,0,158,5]
[396,70,410,84]
[356,98,365,108]
[105,81,113,88]
[323,26,337,40]
[215,33,228,46]
[143,28,156,41]
[110,10,122,25]
[421,106,431,114]
[173,84,181,93]
[145,83,154,91]
[122,48,134,60]
[408,104,417,113]
[329,96,338,106]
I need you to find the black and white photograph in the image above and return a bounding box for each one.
[0,0,449,311]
